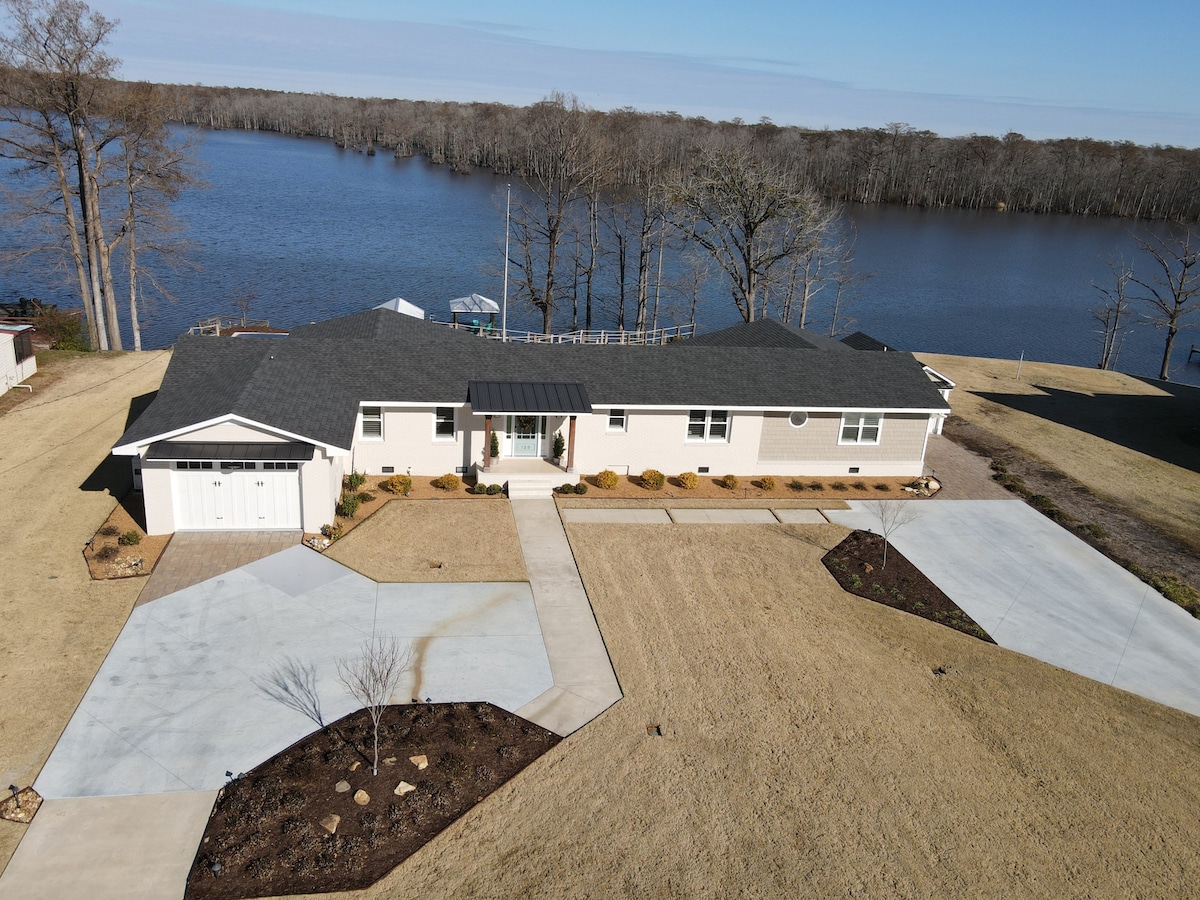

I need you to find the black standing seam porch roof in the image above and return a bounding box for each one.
[146,442,316,461]
[468,381,592,414]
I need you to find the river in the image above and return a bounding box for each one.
[2,127,1196,386]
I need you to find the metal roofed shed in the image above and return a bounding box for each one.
[468,380,592,414]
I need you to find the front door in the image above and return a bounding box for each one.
[508,415,544,457]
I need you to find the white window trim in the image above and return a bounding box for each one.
[360,406,383,440]
[686,409,730,443]
[839,412,883,445]
[607,409,627,432]
[433,407,456,442]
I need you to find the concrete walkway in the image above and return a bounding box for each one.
[512,500,623,735]
[827,500,1200,717]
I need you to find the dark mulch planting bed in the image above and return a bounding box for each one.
[185,703,559,900]
[823,530,994,643]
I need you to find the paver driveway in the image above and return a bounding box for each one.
[826,499,1200,717]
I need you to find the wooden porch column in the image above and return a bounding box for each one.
[483,415,493,472]
[566,415,577,473]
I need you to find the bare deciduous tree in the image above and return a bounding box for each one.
[1091,256,1135,370]
[862,500,920,569]
[336,634,412,776]
[1131,227,1200,381]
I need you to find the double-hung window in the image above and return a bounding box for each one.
[607,409,627,432]
[361,406,382,439]
[839,412,882,445]
[687,409,729,442]
[434,407,456,440]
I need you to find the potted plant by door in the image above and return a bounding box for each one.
[552,431,566,466]
[490,432,500,467]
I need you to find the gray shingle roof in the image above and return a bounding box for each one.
[116,310,948,452]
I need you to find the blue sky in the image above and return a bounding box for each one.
[86,0,1199,146]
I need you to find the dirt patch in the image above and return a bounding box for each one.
[823,529,994,642]
[184,703,558,900]
[325,500,527,582]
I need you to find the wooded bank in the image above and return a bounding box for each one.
[157,83,1200,222]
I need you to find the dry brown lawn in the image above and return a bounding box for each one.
[919,353,1200,553]
[0,350,172,872]
[310,523,1200,899]
[325,499,527,582]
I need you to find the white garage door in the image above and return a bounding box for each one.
[171,465,301,530]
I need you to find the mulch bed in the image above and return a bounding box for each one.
[84,493,171,580]
[184,703,559,900]
[822,530,994,643]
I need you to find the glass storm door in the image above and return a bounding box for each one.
[509,415,543,457]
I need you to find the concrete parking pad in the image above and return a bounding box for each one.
[35,546,552,799]
[772,509,829,525]
[511,501,622,735]
[670,508,780,524]
[560,508,672,524]
[0,792,217,900]
[826,500,1200,717]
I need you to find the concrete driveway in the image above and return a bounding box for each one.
[34,545,552,799]
[826,500,1200,718]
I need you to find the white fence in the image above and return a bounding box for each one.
[428,321,696,345]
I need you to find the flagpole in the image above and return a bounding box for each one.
[502,184,511,342]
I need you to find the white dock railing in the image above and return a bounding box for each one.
[428,321,695,345]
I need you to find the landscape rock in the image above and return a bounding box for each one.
[334,780,351,793]
[354,789,370,805]
[409,754,428,770]
[394,781,416,796]
[320,814,340,834]
[349,761,361,772]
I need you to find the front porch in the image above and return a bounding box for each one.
[476,457,569,500]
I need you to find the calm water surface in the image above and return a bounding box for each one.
[2,128,1196,386]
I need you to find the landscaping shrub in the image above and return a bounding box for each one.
[486,483,503,495]
[336,493,361,518]
[573,481,589,495]
[489,432,500,460]
[356,491,375,503]
[640,469,665,490]
[470,481,488,494]
[94,544,118,560]
[118,530,142,546]
[852,480,868,491]
[808,480,823,491]
[346,470,367,491]
[831,481,848,491]
[678,471,699,490]
[720,474,739,490]
[758,476,777,491]
[874,482,891,492]
[595,469,620,490]
[431,473,461,491]
[788,479,806,492]
[559,483,575,494]
[100,524,120,537]
[380,474,412,494]
[321,522,344,540]
[552,432,566,459]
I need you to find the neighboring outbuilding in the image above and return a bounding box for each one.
[112,310,951,534]
[0,324,37,396]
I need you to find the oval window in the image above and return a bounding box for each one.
[788,410,809,428]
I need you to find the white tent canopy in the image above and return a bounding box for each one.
[448,293,500,315]
[374,297,425,319]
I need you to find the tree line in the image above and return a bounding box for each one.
[159,85,1200,222]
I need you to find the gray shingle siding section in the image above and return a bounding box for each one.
[116,310,949,452]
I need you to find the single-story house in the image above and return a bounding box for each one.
[112,309,952,534]
[0,324,37,396]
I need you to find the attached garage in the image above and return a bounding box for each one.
[148,442,311,531]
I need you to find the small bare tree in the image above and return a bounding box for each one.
[1091,256,1135,370]
[1131,227,1200,381]
[336,634,412,776]
[862,500,920,568]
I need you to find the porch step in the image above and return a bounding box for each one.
[504,472,564,500]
